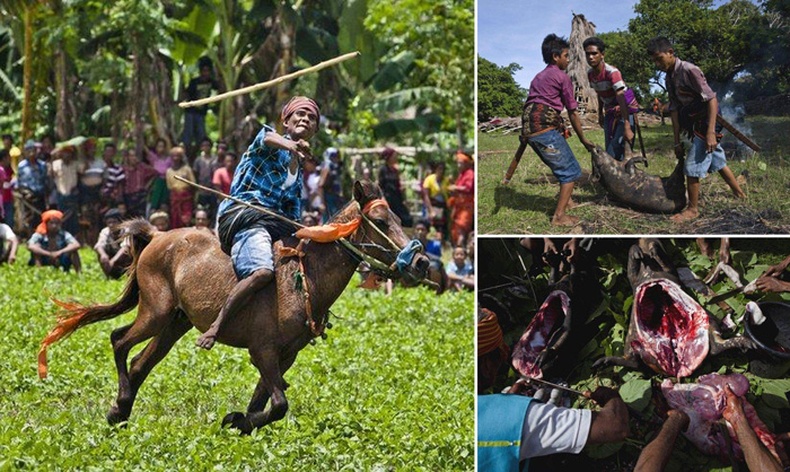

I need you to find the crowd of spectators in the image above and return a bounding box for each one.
[1,131,475,292]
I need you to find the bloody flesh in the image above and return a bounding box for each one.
[661,373,784,462]
[631,279,709,378]
[511,290,570,379]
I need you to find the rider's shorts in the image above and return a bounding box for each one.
[230,226,274,279]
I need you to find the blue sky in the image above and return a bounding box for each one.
[478,0,740,89]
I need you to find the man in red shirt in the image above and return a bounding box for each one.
[212,151,238,196]
[584,36,639,161]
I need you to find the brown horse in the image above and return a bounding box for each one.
[39,181,429,433]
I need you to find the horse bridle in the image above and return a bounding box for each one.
[337,198,422,281]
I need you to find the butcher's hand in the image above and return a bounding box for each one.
[624,125,634,144]
[722,385,745,424]
[674,143,685,160]
[563,238,579,262]
[764,256,790,277]
[705,131,718,154]
[755,275,790,294]
[585,386,621,406]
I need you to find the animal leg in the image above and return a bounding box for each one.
[245,351,297,414]
[709,320,756,355]
[224,347,290,434]
[107,307,170,425]
[125,311,193,409]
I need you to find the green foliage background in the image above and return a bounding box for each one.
[0,248,474,470]
[0,0,474,154]
[476,57,526,122]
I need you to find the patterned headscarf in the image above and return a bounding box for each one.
[478,308,508,357]
[280,96,320,124]
[36,210,64,234]
[455,150,473,164]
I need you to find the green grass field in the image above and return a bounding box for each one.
[0,247,474,470]
[478,116,790,235]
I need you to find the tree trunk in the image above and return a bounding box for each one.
[54,47,76,140]
[146,52,174,153]
[568,13,598,115]
[21,4,34,142]
[131,49,145,159]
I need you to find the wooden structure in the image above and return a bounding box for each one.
[567,13,598,115]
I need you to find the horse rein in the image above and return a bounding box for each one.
[292,198,418,339]
[340,198,423,281]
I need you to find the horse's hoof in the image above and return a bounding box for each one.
[106,404,129,426]
[222,411,253,435]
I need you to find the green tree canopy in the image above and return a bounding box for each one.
[0,0,474,155]
[595,0,785,102]
[477,56,526,122]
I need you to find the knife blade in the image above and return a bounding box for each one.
[707,286,745,305]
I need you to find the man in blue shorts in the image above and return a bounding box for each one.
[647,37,745,222]
[196,96,320,349]
[522,34,596,226]
[583,36,639,161]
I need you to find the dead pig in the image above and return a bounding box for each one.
[590,145,686,214]
[594,239,753,379]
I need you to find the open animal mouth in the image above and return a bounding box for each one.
[632,279,709,378]
[511,290,570,379]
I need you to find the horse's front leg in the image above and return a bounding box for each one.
[223,348,293,434]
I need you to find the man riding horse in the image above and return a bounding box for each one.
[196,96,320,350]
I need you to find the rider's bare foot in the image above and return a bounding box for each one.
[732,189,746,199]
[196,329,218,350]
[670,208,699,222]
[551,214,580,227]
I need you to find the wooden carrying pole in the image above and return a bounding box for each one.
[179,51,361,108]
[502,140,528,185]
[716,114,761,153]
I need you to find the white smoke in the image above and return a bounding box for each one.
[720,90,754,161]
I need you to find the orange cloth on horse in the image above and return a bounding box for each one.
[295,219,360,243]
[293,198,388,243]
[36,210,64,234]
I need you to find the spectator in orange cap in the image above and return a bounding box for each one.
[27,209,82,272]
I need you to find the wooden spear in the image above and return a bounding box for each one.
[178,51,361,109]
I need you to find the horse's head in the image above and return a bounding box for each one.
[348,180,429,283]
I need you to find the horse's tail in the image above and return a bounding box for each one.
[37,218,156,379]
